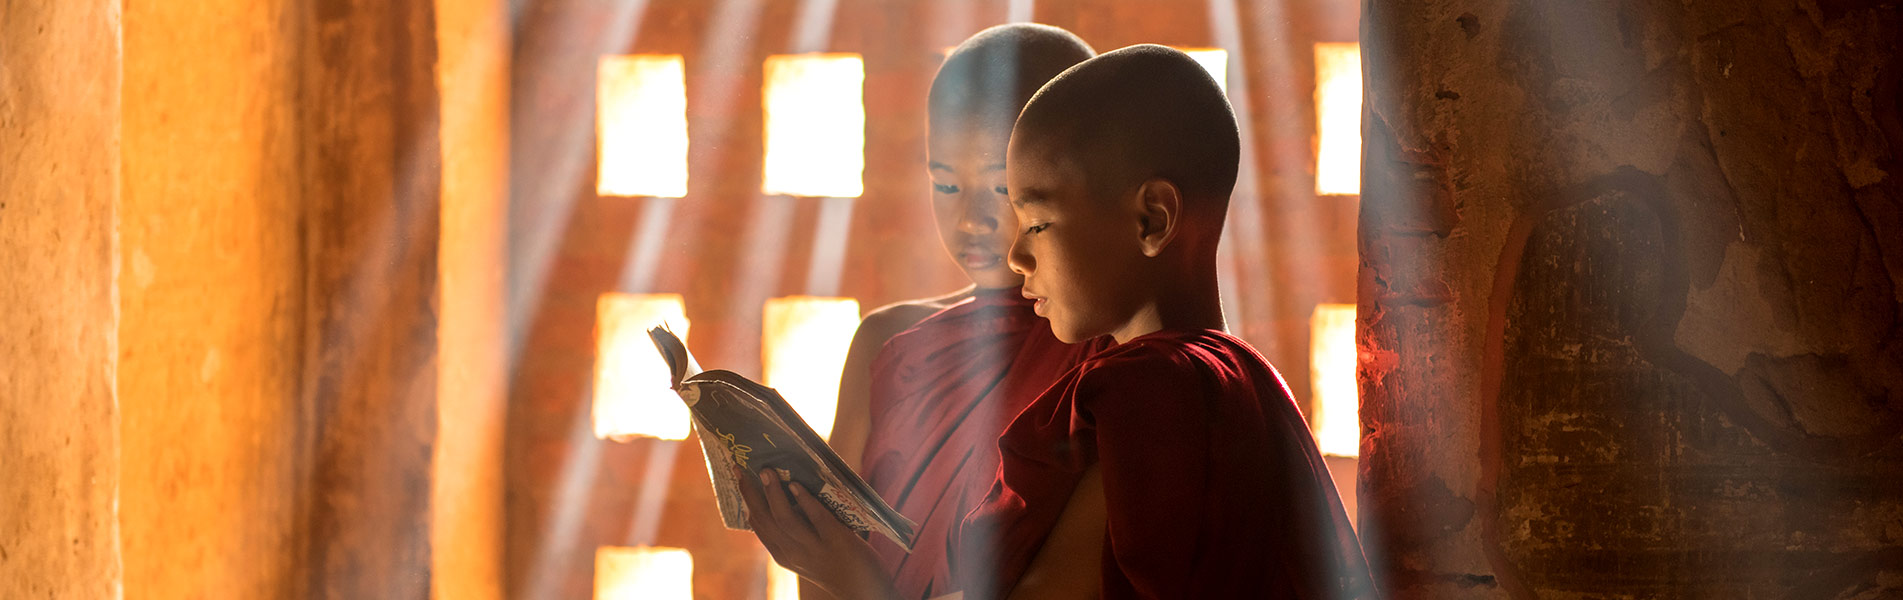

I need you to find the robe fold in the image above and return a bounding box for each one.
[959,328,1376,600]
[861,287,1105,600]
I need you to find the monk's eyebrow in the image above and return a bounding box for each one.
[981,163,1007,173]
[928,161,955,174]
[1012,188,1051,207]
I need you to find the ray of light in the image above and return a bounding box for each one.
[519,2,767,598]
[624,441,682,547]
[619,197,677,294]
[802,196,857,297]
[790,0,842,54]
[521,388,609,600]
[1006,0,1035,23]
[789,0,858,301]
[1235,0,1342,360]
[509,0,653,365]
[1206,0,1275,344]
[931,0,978,52]
[718,195,799,367]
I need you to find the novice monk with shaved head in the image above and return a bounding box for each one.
[736,43,1373,600]
[950,45,1377,599]
[737,24,1103,600]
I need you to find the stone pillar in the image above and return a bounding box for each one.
[296,0,444,597]
[1359,0,1903,597]
[119,1,311,596]
[434,0,512,596]
[0,1,124,598]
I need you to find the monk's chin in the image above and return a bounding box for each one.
[1047,322,1098,345]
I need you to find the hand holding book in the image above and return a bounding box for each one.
[732,463,903,600]
[646,326,918,550]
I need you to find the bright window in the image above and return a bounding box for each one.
[594,546,692,600]
[762,53,865,198]
[1179,48,1229,93]
[1313,43,1362,196]
[597,55,689,198]
[595,293,692,441]
[1309,303,1359,457]
[762,296,860,438]
[768,564,801,600]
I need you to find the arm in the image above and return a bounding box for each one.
[1005,465,1106,600]
[829,302,943,468]
[828,307,918,470]
[1007,352,1207,599]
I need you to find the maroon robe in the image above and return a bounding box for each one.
[959,329,1375,600]
[860,287,1105,600]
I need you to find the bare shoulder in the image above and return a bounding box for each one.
[856,291,967,343]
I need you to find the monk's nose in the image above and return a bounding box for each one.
[1007,237,1034,275]
[958,202,997,235]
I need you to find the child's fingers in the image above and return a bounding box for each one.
[788,483,850,544]
[757,469,817,545]
[734,466,788,542]
[733,464,768,515]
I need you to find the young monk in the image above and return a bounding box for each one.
[736,44,1372,599]
[953,44,1377,599]
[778,24,1102,600]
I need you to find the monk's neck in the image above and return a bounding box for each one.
[1109,271,1226,344]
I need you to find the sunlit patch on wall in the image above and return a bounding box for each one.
[1309,303,1359,457]
[598,55,689,198]
[762,296,860,439]
[595,545,692,600]
[762,53,865,198]
[1178,48,1229,94]
[595,293,691,441]
[1313,42,1362,196]
[767,564,801,600]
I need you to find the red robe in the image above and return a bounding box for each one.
[958,329,1376,600]
[860,287,1106,600]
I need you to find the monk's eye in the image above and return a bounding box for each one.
[932,182,960,195]
[1024,223,1051,235]
[993,185,1009,196]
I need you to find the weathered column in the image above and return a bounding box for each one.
[0,1,124,598]
[434,0,512,596]
[121,0,488,597]
[297,0,444,597]
[1360,0,1903,597]
[119,1,312,597]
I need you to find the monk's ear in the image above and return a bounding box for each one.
[1134,178,1182,257]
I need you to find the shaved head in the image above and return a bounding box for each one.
[928,24,1096,130]
[1012,44,1240,211]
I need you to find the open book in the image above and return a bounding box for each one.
[648,326,918,552]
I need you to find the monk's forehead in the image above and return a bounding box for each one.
[928,124,1020,165]
[1006,137,1089,189]
[929,102,1016,135]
